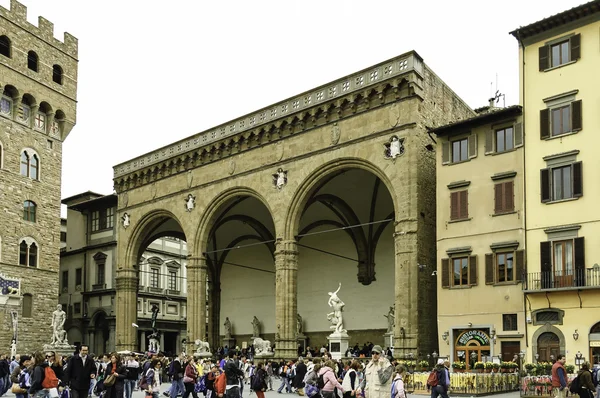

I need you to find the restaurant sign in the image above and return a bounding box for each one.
[457,329,490,346]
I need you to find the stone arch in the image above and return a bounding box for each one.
[124,209,189,273]
[194,186,276,255]
[285,157,398,240]
[531,323,566,360]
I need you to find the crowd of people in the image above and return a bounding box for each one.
[0,344,417,398]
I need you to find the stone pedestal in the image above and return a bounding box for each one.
[297,334,307,352]
[193,351,213,359]
[327,332,349,360]
[384,332,393,350]
[43,343,75,358]
[255,351,275,359]
[223,337,235,350]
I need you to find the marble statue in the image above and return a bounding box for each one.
[384,306,395,333]
[251,316,260,337]
[224,317,232,338]
[11,310,17,339]
[122,213,130,228]
[252,337,273,355]
[10,339,16,359]
[327,283,347,335]
[384,136,404,159]
[273,168,287,189]
[149,333,160,352]
[51,305,68,345]
[185,194,195,212]
[297,313,303,336]
[194,339,211,354]
[151,304,159,331]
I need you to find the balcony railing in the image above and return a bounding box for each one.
[523,268,600,291]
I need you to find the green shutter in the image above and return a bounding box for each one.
[539,45,549,71]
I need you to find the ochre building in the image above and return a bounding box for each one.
[113,51,474,358]
[0,0,78,352]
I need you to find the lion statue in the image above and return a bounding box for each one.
[252,337,272,354]
[194,339,211,353]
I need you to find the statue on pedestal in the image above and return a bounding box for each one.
[194,339,211,356]
[384,306,395,333]
[51,305,68,345]
[148,333,160,352]
[224,317,232,339]
[327,283,346,335]
[251,316,260,337]
[296,313,303,336]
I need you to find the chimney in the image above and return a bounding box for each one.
[488,97,496,109]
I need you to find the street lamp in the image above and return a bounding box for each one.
[550,354,555,363]
[470,351,478,370]
[519,351,525,373]
[535,353,540,363]
[576,351,583,371]
[433,351,439,364]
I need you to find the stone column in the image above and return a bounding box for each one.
[274,239,298,359]
[115,268,138,351]
[393,219,419,356]
[186,256,207,352]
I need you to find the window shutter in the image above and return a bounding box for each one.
[450,191,459,220]
[442,141,450,165]
[494,183,503,214]
[540,168,550,202]
[485,253,494,285]
[571,100,582,131]
[574,237,585,287]
[504,181,514,211]
[468,134,477,159]
[573,161,583,198]
[460,190,469,219]
[570,34,581,61]
[514,122,523,147]
[540,241,552,289]
[485,129,494,154]
[515,249,525,283]
[469,255,477,286]
[540,109,550,139]
[441,258,450,288]
[539,45,549,71]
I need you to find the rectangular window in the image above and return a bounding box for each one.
[553,240,574,277]
[450,190,469,220]
[91,208,114,231]
[75,268,82,286]
[91,211,100,231]
[97,263,105,285]
[452,257,469,287]
[550,40,570,67]
[497,252,514,282]
[551,105,570,136]
[150,268,159,288]
[168,270,177,291]
[106,207,114,229]
[62,271,69,290]
[494,181,514,214]
[540,100,582,139]
[541,162,582,203]
[74,302,81,314]
[502,314,518,331]
[60,232,67,242]
[495,127,514,153]
[452,138,468,163]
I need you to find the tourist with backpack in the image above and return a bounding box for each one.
[390,365,406,398]
[341,360,359,398]
[318,360,345,398]
[551,354,568,398]
[428,360,448,398]
[29,351,55,398]
[250,362,267,398]
[572,362,594,398]
[181,357,199,398]
[277,362,293,394]
[144,359,162,398]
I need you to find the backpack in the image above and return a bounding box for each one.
[280,365,288,376]
[426,370,438,387]
[138,369,150,391]
[593,368,599,387]
[251,373,263,391]
[167,361,175,377]
[42,366,59,389]
[317,374,327,389]
[569,375,581,394]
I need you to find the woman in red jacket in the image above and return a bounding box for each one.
[182,357,199,398]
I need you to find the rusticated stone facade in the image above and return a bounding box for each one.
[0,0,78,353]
[113,51,473,359]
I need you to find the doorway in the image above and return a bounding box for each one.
[537,332,559,361]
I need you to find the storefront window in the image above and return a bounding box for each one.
[454,329,491,370]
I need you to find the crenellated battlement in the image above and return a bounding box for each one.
[0,0,78,58]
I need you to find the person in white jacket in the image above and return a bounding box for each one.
[390,365,406,398]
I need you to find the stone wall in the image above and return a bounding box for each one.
[0,0,78,354]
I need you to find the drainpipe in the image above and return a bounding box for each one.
[516,31,529,350]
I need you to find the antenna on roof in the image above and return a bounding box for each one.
[489,73,505,108]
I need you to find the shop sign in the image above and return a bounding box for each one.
[457,329,490,345]
[590,341,600,347]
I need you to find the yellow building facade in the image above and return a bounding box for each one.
[511,0,600,365]
[432,106,525,369]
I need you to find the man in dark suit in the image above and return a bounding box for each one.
[66,345,96,398]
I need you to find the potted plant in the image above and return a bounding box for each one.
[452,361,466,372]
[500,361,510,373]
[492,362,500,372]
[484,362,494,373]
[473,362,484,373]
[566,364,575,374]
[419,360,430,371]
[524,363,536,375]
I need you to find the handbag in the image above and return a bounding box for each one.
[305,384,319,398]
[104,374,117,387]
[12,383,25,394]
[183,376,194,384]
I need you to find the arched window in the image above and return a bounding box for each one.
[0,35,11,58]
[20,152,29,176]
[52,65,63,85]
[30,155,38,180]
[23,200,36,222]
[27,51,38,72]
[20,150,40,180]
[19,238,39,267]
[22,293,32,318]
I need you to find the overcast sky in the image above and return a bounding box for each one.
[2,0,586,202]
